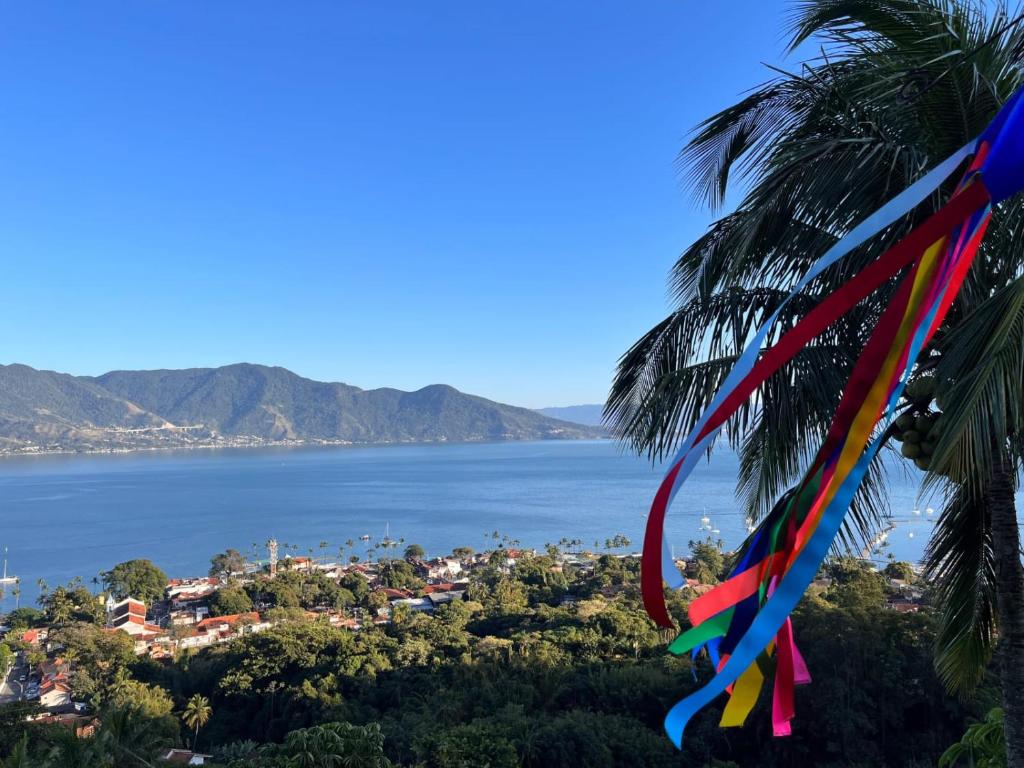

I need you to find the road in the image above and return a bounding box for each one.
[0,656,27,703]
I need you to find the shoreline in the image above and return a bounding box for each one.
[0,434,611,462]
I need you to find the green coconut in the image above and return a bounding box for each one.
[905,377,936,404]
[915,414,935,434]
[902,430,921,444]
[914,456,932,471]
[895,412,917,431]
[901,442,922,459]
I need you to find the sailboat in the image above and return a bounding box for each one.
[0,548,18,585]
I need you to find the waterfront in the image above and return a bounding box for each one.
[0,439,938,608]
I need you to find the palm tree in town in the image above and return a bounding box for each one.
[102,703,172,766]
[607,1,1024,762]
[183,694,212,751]
[0,736,30,768]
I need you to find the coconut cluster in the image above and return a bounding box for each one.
[891,376,946,472]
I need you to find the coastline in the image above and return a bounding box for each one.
[0,433,610,461]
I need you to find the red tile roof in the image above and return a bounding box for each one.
[422,583,456,594]
[195,612,260,631]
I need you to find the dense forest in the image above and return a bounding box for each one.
[0,545,1000,767]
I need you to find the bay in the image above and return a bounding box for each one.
[0,440,935,611]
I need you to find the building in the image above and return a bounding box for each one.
[177,612,266,649]
[20,628,46,646]
[426,591,464,609]
[390,597,434,614]
[38,678,72,709]
[413,557,463,581]
[161,749,213,765]
[108,598,163,637]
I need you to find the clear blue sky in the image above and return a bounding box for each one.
[0,1,793,408]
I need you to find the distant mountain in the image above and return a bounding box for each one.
[536,404,605,427]
[0,363,603,454]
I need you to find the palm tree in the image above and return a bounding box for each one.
[44,725,107,768]
[0,735,30,768]
[607,1,1024,762]
[101,702,172,766]
[182,693,212,750]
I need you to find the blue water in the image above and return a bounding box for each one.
[0,440,934,610]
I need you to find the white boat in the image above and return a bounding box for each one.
[0,549,17,585]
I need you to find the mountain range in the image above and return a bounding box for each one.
[535,404,605,427]
[0,363,603,454]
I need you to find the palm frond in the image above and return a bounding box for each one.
[923,479,996,695]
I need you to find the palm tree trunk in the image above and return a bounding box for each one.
[986,446,1024,767]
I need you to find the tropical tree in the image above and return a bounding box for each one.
[209,549,247,579]
[101,560,167,605]
[942,707,1008,767]
[0,735,30,768]
[99,702,177,767]
[263,721,393,768]
[182,694,212,750]
[43,725,109,768]
[606,1,1024,762]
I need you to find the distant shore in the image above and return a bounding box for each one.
[0,433,610,460]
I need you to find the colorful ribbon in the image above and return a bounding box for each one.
[647,88,1024,747]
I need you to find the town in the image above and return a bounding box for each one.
[0,531,930,766]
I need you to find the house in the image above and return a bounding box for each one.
[33,713,98,737]
[390,597,434,614]
[37,658,70,680]
[887,599,921,614]
[131,630,172,656]
[176,611,266,649]
[169,607,207,626]
[177,633,218,650]
[161,749,213,765]
[426,591,463,609]
[108,598,163,637]
[412,558,463,581]
[281,555,313,572]
[193,611,261,635]
[21,628,46,646]
[166,578,219,599]
[38,678,72,709]
[421,582,466,595]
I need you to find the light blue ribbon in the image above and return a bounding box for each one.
[657,140,977,597]
[663,196,988,748]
